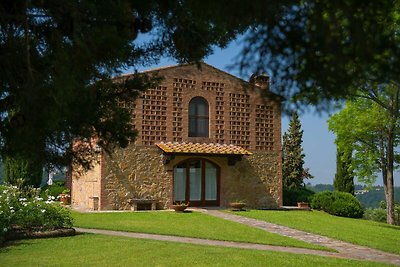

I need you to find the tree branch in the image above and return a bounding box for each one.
[24,2,34,83]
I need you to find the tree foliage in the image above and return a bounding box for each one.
[282,112,312,189]
[1,1,399,186]
[333,147,354,195]
[0,1,256,184]
[328,85,400,224]
[4,156,42,187]
[239,1,400,110]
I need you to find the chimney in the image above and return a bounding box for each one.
[249,73,269,90]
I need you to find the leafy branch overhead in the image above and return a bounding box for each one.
[1,1,399,184]
[0,1,247,175]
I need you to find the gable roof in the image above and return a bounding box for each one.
[120,62,284,100]
[121,62,249,86]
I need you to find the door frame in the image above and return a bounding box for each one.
[172,158,220,206]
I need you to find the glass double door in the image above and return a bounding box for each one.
[173,159,219,206]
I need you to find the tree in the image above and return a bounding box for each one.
[328,84,400,224]
[282,112,313,189]
[3,156,42,187]
[239,1,400,110]
[2,1,399,186]
[0,1,256,185]
[0,160,3,183]
[333,147,354,195]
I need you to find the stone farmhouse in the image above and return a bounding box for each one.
[68,62,283,210]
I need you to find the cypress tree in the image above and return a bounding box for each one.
[282,111,312,189]
[334,147,355,195]
[4,155,43,188]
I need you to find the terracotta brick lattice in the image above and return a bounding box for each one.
[255,105,274,150]
[201,81,226,144]
[229,93,251,149]
[172,78,196,141]
[141,86,167,145]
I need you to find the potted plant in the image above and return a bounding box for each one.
[59,189,71,205]
[297,201,310,208]
[229,200,246,211]
[171,202,189,212]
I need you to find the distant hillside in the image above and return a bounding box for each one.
[306,184,334,192]
[356,187,400,208]
[307,183,400,208]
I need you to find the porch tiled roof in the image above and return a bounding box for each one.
[156,142,253,155]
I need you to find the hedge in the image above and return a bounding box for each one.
[311,191,364,218]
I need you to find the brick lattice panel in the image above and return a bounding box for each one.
[202,81,225,144]
[255,104,274,150]
[141,86,167,145]
[228,93,251,149]
[172,78,196,142]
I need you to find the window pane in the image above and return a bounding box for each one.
[197,103,207,116]
[174,165,186,201]
[189,117,196,136]
[189,97,209,137]
[205,162,217,200]
[197,118,209,137]
[189,102,196,115]
[189,160,202,201]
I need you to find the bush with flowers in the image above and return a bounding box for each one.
[0,182,73,244]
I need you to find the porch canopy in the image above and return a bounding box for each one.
[156,142,252,165]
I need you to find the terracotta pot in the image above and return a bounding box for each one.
[171,204,188,212]
[297,202,310,208]
[59,194,71,205]
[230,202,246,211]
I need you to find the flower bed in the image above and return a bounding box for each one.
[0,184,74,244]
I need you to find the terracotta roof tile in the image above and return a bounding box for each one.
[156,142,253,155]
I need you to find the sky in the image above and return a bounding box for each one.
[130,37,397,187]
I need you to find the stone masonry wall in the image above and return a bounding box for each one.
[103,145,172,210]
[101,145,281,210]
[222,152,282,208]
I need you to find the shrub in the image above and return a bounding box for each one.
[364,203,400,225]
[310,191,335,210]
[311,191,364,218]
[40,180,67,199]
[0,184,73,244]
[328,197,364,218]
[395,203,400,225]
[283,187,315,206]
[364,208,387,223]
[13,199,73,230]
[0,185,20,243]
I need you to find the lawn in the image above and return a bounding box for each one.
[0,234,390,267]
[72,211,326,251]
[229,210,400,255]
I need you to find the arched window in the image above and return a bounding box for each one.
[189,97,209,137]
